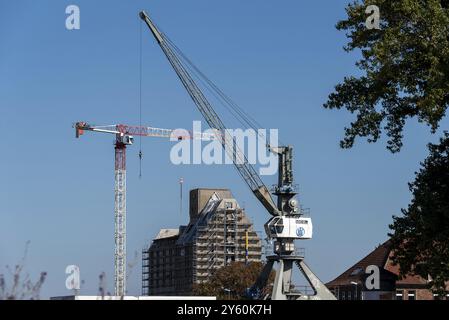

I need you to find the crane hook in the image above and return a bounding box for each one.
[139,150,143,178]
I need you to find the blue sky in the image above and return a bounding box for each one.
[1,0,448,298]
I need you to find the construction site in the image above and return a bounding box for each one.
[72,9,335,300]
[4,1,448,307]
[142,188,262,296]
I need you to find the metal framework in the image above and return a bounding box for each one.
[140,11,279,218]
[76,123,214,140]
[114,141,127,296]
[188,200,262,286]
[247,147,335,299]
[139,11,336,300]
[75,122,212,297]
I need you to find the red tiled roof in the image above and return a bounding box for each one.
[327,239,449,290]
[384,254,429,285]
[326,240,392,287]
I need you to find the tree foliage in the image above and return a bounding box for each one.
[325,0,449,152]
[389,132,449,292]
[192,262,274,299]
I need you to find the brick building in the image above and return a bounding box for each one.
[142,188,262,296]
[326,240,449,300]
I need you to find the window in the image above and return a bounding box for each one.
[396,290,404,300]
[350,267,363,276]
[407,290,416,300]
[348,292,352,300]
[433,293,441,301]
[275,224,284,233]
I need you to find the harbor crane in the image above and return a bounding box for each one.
[140,10,336,300]
[74,122,212,297]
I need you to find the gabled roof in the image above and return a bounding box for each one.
[385,253,429,286]
[326,240,448,289]
[326,240,393,287]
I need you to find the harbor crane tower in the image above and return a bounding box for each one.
[140,10,336,300]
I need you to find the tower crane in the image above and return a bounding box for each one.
[139,10,336,300]
[74,122,212,297]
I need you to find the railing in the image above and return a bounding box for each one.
[263,243,306,257]
[290,285,315,296]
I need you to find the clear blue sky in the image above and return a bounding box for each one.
[1,0,447,298]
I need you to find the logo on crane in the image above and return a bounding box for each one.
[296,227,306,238]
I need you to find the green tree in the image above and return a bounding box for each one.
[192,262,274,300]
[325,0,449,152]
[389,133,449,292]
[328,0,449,293]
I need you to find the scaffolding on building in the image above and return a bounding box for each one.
[192,199,261,284]
[142,189,263,296]
[142,248,150,296]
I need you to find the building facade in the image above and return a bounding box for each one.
[142,188,262,296]
[326,240,449,300]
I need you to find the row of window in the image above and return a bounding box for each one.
[396,290,416,300]
[396,290,449,300]
[150,258,177,265]
[335,289,449,300]
[150,280,175,287]
[339,291,358,300]
[150,249,176,257]
[149,279,192,290]
[397,290,449,300]
[150,270,190,279]
[433,293,449,300]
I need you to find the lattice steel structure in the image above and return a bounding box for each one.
[139,10,336,299]
[114,141,127,297]
[75,122,213,297]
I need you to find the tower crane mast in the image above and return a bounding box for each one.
[75,122,211,297]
